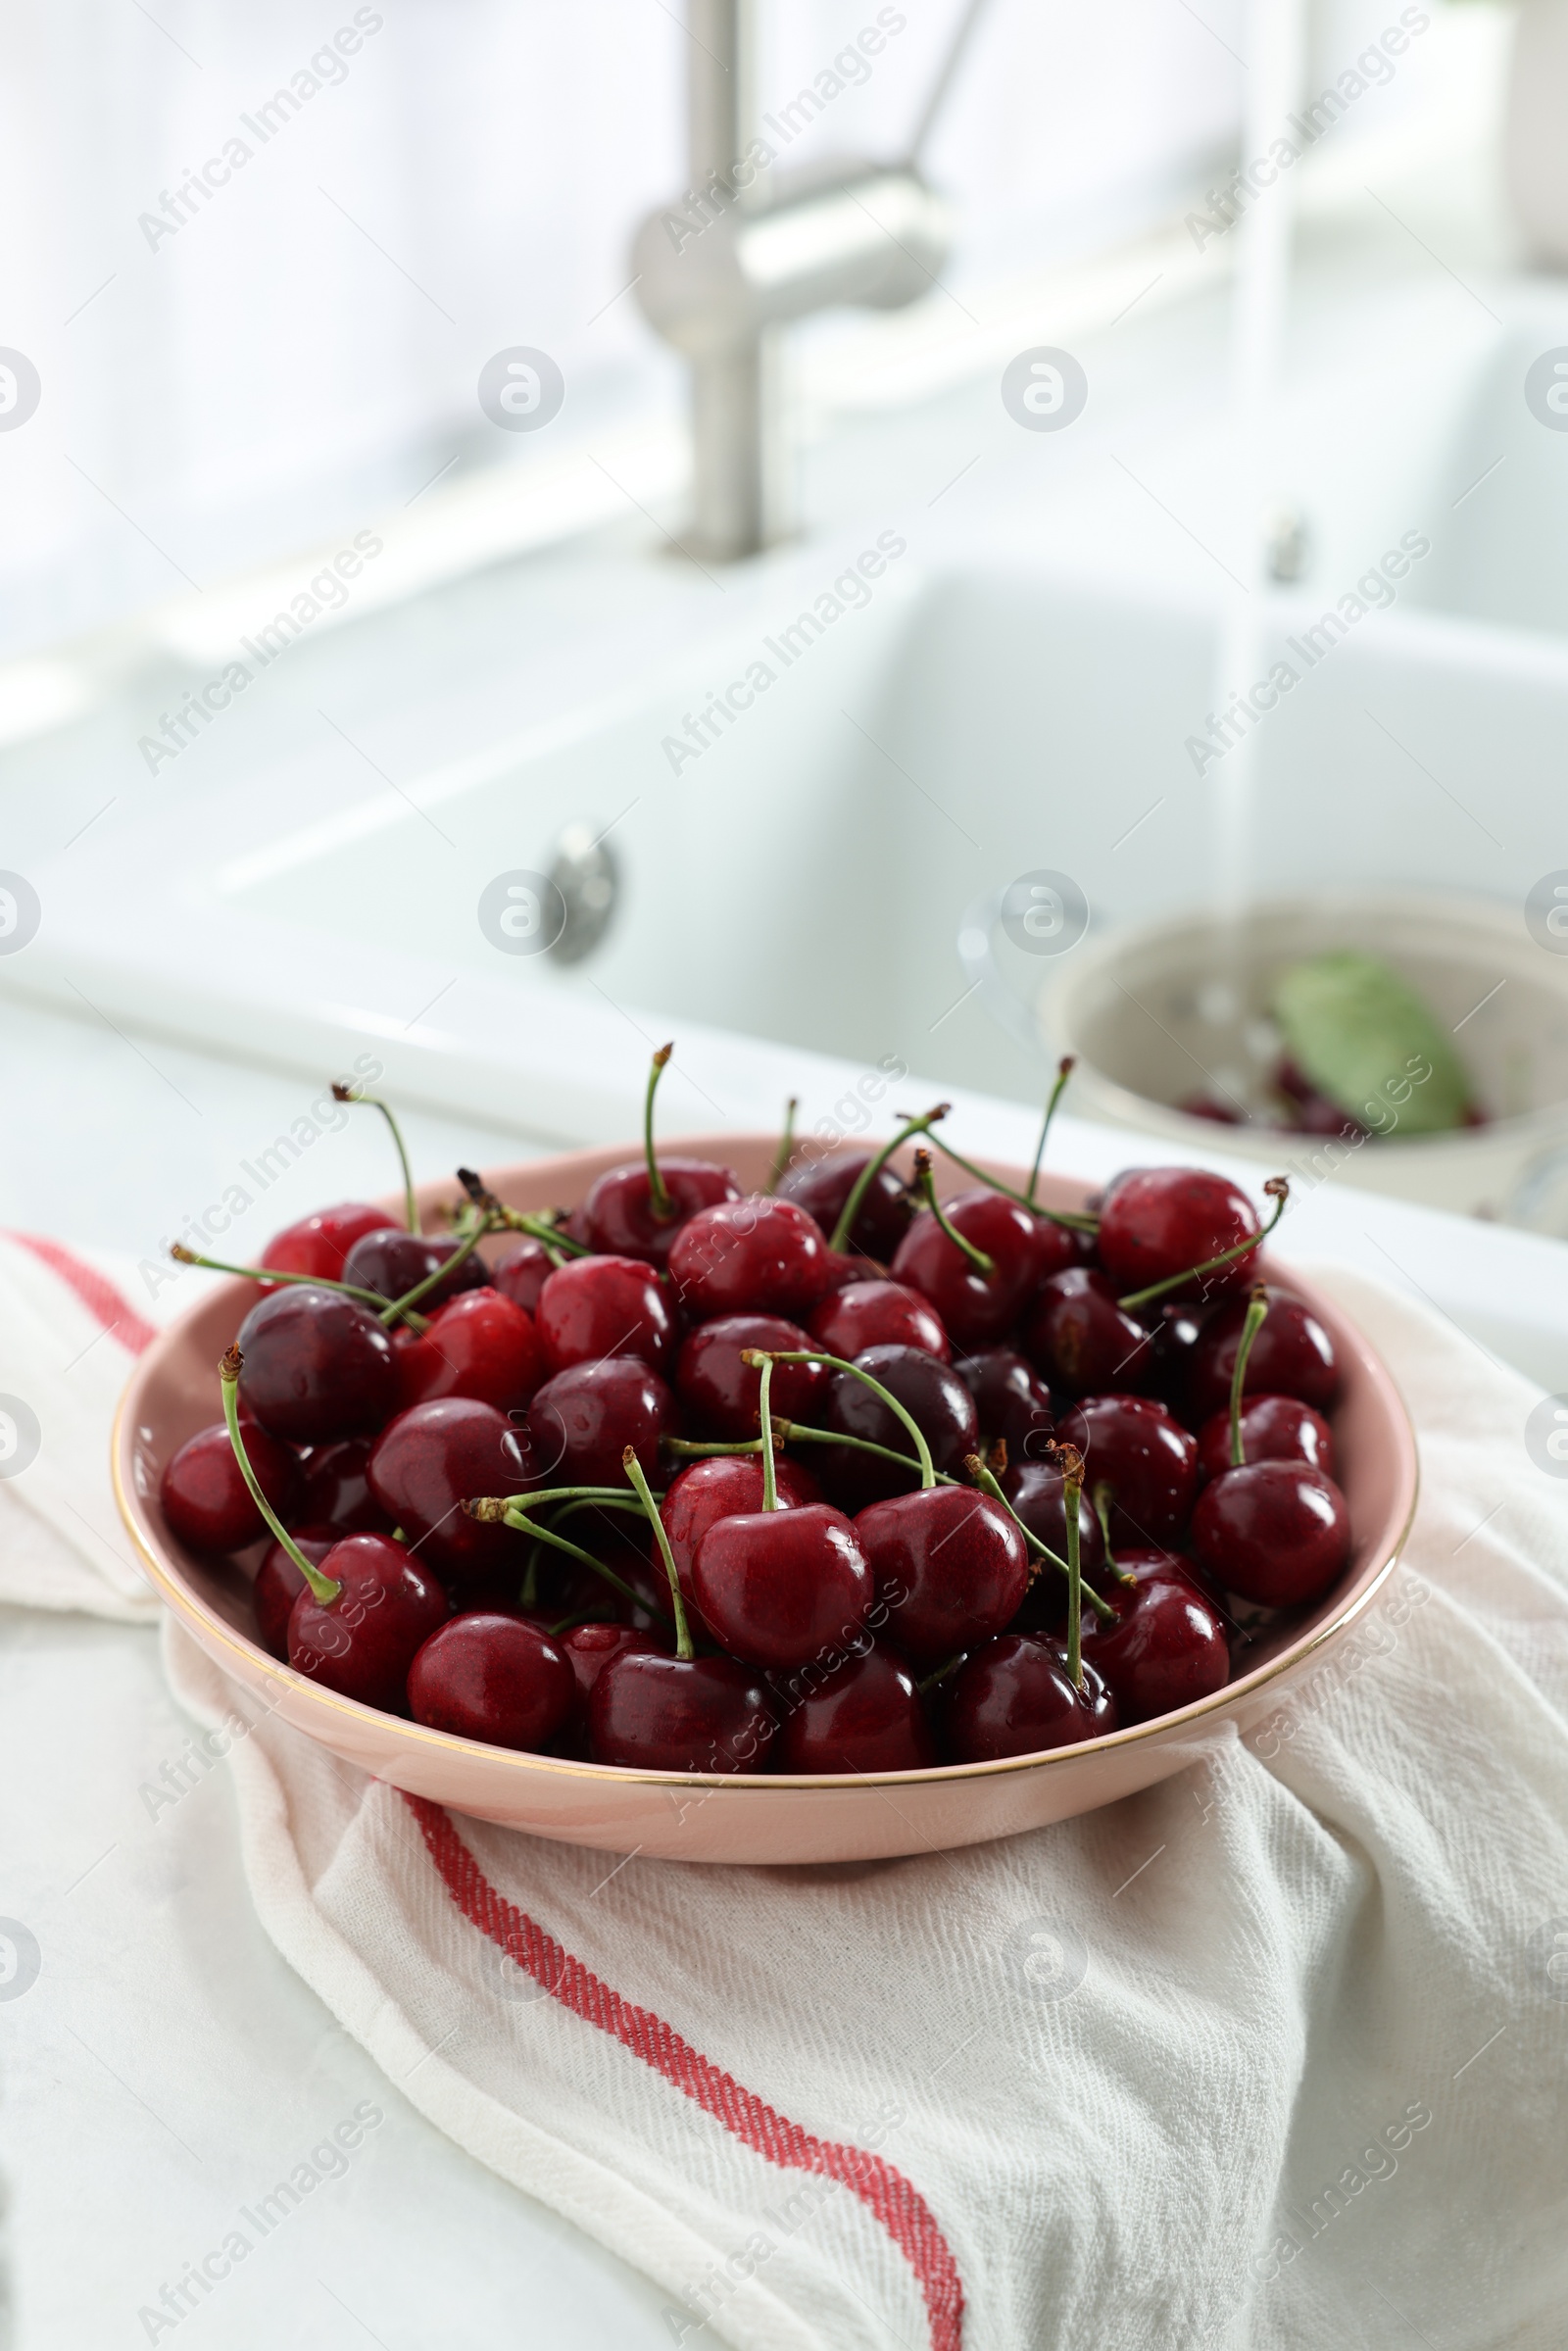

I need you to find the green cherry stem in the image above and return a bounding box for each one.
[1116,1177,1289,1313]
[923,1133,1098,1233]
[1026,1055,1076,1207]
[645,1045,675,1221]
[758,1358,778,1511]
[333,1081,416,1231]
[499,1504,672,1625]
[219,1347,340,1603]
[1051,1442,1087,1690]
[745,1350,935,1489]
[456,1170,591,1261]
[965,1453,1115,1620]
[827,1104,950,1252]
[168,1244,423,1324]
[1228,1284,1271,1468]
[1091,1483,1137,1589]
[765,1098,799,1196]
[378,1207,497,1327]
[910,1149,995,1278]
[623,1446,691,1659]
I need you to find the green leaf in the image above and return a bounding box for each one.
[1272,951,1471,1137]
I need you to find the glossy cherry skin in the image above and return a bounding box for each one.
[692,1503,874,1669]
[817,1344,979,1509]
[667,1196,833,1321]
[1059,1394,1198,1548]
[1185,1288,1340,1424]
[778,1650,937,1773]
[296,1437,388,1534]
[526,1358,680,1489]
[1023,1268,1154,1396]
[1190,1459,1351,1605]
[490,1238,555,1315]
[1195,1394,1336,1485]
[1001,1461,1105,1629]
[160,1417,302,1554]
[538,1526,674,1634]
[589,1649,775,1773]
[341,1228,489,1313]
[953,1347,1055,1466]
[394,1287,545,1415]
[892,1192,1067,1347]
[945,1636,1117,1762]
[259,1201,398,1287]
[235,1286,400,1444]
[286,1533,450,1712]
[579,1155,742,1267]
[659,1454,821,1623]
[1095,1166,1261,1300]
[775,1151,913,1261]
[407,1612,576,1750]
[674,1314,825,1440]
[368,1397,544,1584]
[854,1486,1029,1668]
[562,1621,668,1708]
[254,1527,335,1658]
[1078,1553,1230,1725]
[535,1253,678,1378]
[808,1279,950,1364]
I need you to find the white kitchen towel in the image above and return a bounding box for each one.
[6,1236,1568,2349]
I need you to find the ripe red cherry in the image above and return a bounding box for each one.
[1078,1554,1230,1725]
[818,1344,978,1509]
[235,1286,400,1443]
[1190,1459,1351,1605]
[1196,1395,1336,1484]
[589,1649,775,1773]
[1001,1460,1104,1627]
[254,1526,335,1657]
[778,1651,937,1773]
[1023,1267,1154,1396]
[854,1486,1029,1668]
[526,1358,680,1489]
[534,1253,678,1378]
[953,1347,1055,1466]
[808,1280,950,1363]
[341,1228,488,1313]
[368,1397,544,1584]
[692,1503,874,1669]
[891,1191,1066,1346]
[775,1152,913,1261]
[160,1417,301,1554]
[674,1313,825,1439]
[491,1238,556,1315]
[1095,1166,1261,1299]
[296,1437,387,1533]
[394,1287,545,1414]
[579,1156,742,1267]
[561,1621,668,1708]
[407,1613,576,1750]
[659,1454,821,1615]
[287,1533,450,1711]
[1059,1395,1198,1547]
[259,1201,398,1287]
[1185,1288,1340,1423]
[945,1635,1117,1761]
[667,1196,833,1321]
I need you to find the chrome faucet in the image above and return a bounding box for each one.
[633,0,989,560]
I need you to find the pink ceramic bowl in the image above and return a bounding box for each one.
[113,1135,1417,1864]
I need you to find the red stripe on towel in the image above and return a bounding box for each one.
[4,1233,158,1354]
[403,1791,964,2350]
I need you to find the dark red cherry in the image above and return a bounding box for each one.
[579,1155,742,1267]
[659,1454,821,1619]
[1059,1395,1198,1547]
[394,1287,545,1415]
[160,1417,302,1554]
[1196,1394,1336,1484]
[255,1526,335,1658]
[945,1635,1117,1762]
[667,1196,833,1321]
[1078,1554,1230,1725]
[526,1358,680,1490]
[562,1620,668,1709]
[674,1313,824,1440]
[341,1227,489,1313]
[490,1238,556,1315]
[1185,1287,1340,1423]
[259,1201,399,1287]
[775,1151,913,1260]
[854,1486,1029,1668]
[891,1191,1065,1346]
[1023,1267,1154,1396]
[234,1286,399,1444]
[535,1253,678,1378]
[1147,1298,1209,1409]
[295,1437,388,1534]
[952,1347,1055,1466]
[817,1344,979,1508]
[589,1649,775,1772]
[779,1650,937,1773]
[1095,1167,1261,1299]
[692,1503,874,1669]
[1001,1460,1104,1627]
[532,1513,672,1634]
[407,1612,576,1750]
[1190,1459,1351,1605]
[286,1533,450,1711]
[808,1279,950,1364]
[368,1397,544,1584]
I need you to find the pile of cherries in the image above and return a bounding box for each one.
[160,1055,1353,1778]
